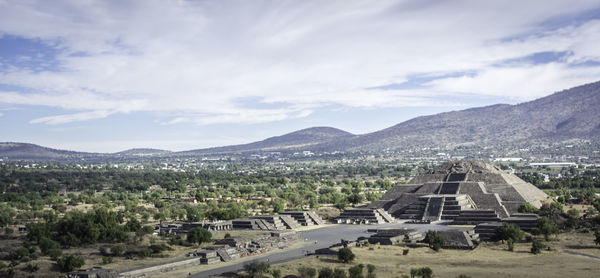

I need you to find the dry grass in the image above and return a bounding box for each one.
[271,232,600,278]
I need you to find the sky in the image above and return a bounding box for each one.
[1,0,600,152]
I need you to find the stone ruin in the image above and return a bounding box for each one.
[64,267,118,278]
[279,210,325,225]
[336,208,395,224]
[366,228,479,249]
[369,160,548,223]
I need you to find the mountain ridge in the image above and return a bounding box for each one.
[1,80,599,159]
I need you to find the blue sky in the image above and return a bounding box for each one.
[1,0,600,152]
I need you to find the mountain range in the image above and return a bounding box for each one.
[2,80,599,160]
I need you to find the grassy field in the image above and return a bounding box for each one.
[271,232,600,278]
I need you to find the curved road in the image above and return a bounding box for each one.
[189,222,467,277]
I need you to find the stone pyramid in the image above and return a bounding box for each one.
[369,160,548,219]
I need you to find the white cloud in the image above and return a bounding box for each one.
[0,0,599,124]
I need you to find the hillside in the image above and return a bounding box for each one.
[179,126,355,155]
[323,81,600,151]
[0,142,93,159]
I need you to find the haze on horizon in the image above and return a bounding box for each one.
[1,0,600,152]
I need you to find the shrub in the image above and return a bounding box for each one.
[246,262,270,278]
[366,264,376,278]
[56,254,85,272]
[298,266,317,278]
[507,238,514,251]
[111,244,125,256]
[518,203,539,213]
[348,265,363,278]
[224,233,232,239]
[24,263,39,273]
[272,269,282,278]
[402,249,409,255]
[102,256,113,264]
[39,237,60,256]
[410,267,433,278]
[337,247,355,263]
[531,239,545,254]
[319,267,334,278]
[48,248,63,261]
[333,268,348,278]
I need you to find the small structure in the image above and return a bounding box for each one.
[279,211,325,226]
[336,208,394,224]
[181,221,232,231]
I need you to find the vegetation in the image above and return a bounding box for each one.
[56,254,85,272]
[245,262,271,278]
[532,217,559,241]
[186,227,212,245]
[424,231,444,251]
[298,266,317,278]
[531,239,546,254]
[410,267,433,278]
[337,247,355,263]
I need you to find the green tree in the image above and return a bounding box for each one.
[532,217,558,241]
[337,247,355,263]
[594,230,600,246]
[39,237,60,256]
[348,265,363,278]
[56,254,85,272]
[410,267,433,278]
[531,239,546,254]
[424,230,445,251]
[111,244,125,256]
[495,223,523,243]
[366,264,376,278]
[186,227,212,245]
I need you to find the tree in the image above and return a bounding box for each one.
[424,230,445,251]
[298,266,317,278]
[366,264,376,278]
[337,247,355,263]
[348,265,363,278]
[187,227,212,245]
[594,230,600,246]
[272,269,282,278]
[495,223,523,243]
[39,237,59,256]
[532,217,558,241]
[56,254,85,272]
[531,239,545,254]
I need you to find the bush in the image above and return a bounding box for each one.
[337,247,355,263]
[456,275,472,278]
[333,268,348,278]
[402,249,409,255]
[424,231,444,251]
[410,267,433,278]
[518,203,539,213]
[48,248,63,261]
[348,265,363,278]
[298,266,317,278]
[56,254,85,272]
[24,263,39,273]
[319,267,334,278]
[507,238,514,251]
[531,239,546,255]
[224,233,232,239]
[245,262,270,278]
[366,264,376,278]
[272,269,282,278]
[39,237,60,256]
[111,244,125,256]
[102,256,113,264]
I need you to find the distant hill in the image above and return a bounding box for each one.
[179,126,354,155]
[2,81,599,159]
[331,80,600,151]
[115,148,172,156]
[0,142,93,159]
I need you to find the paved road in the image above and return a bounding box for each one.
[189,222,469,277]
